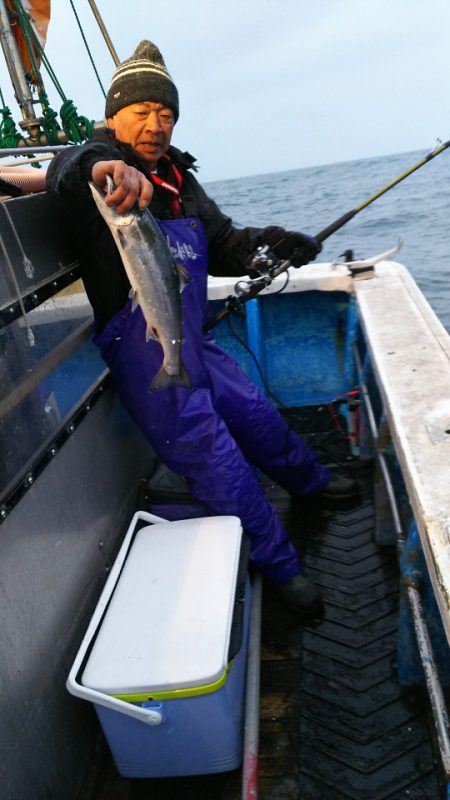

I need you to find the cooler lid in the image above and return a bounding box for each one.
[82,516,243,695]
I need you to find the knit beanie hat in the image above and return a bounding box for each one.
[105,40,179,121]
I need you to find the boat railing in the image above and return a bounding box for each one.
[0,190,107,522]
[0,186,156,800]
[354,261,450,640]
[353,261,450,785]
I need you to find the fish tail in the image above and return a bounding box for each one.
[149,359,192,392]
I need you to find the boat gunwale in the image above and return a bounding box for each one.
[354,260,450,643]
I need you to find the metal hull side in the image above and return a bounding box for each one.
[0,386,155,800]
[0,192,78,309]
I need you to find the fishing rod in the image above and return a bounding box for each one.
[204,139,450,332]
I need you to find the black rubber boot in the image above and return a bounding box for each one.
[276,573,324,618]
[291,473,359,509]
[321,474,359,501]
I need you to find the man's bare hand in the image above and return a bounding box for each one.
[91,160,153,212]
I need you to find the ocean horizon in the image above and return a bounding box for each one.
[204,149,450,332]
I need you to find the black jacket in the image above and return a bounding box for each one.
[46,130,289,331]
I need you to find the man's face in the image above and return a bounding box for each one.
[108,101,175,169]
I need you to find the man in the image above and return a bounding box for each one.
[47,40,356,616]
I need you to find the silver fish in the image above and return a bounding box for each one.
[89,176,191,391]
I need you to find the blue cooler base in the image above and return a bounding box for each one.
[93,576,251,778]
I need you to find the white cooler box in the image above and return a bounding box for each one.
[67,511,251,778]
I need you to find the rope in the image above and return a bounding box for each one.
[38,49,67,100]
[3,0,96,146]
[68,0,106,97]
[60,99,94,143]
[0,213,34,346]
[0,107,22,148]
[10,0,46,92]
[2,200,34,278]
[39,90,62,146]
[1,154,54,166]
[0,85,21,150]
[11,0,66,98]
[10,0,65,150]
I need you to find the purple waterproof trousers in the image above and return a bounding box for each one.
[93,217,329,583]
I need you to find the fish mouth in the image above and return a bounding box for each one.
[88,181,135,226]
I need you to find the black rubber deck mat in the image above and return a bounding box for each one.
[290,500,440,799]
[76,406,443,800]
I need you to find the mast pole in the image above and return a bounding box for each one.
[0,0,39,132]
[86,0,120,66]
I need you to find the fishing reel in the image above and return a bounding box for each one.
[230,246,277,301]
[204,246,291,332]
[233,245,291,299]
[246,244,279,278]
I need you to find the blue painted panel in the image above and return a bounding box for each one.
[208,291,354,406]
[207,300,252,376]
[398,520,450,686]
[17,318,105,420]
[40,339,104,419]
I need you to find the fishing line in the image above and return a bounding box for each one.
[225,315,305,473]
[226,314,284,408]
[314,138,450,244]
[0,224,34,346]
[68,0,106,97]
[206,138,450,333]
[269,271,290,295]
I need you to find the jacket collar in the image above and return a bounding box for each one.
[92,129,198,174]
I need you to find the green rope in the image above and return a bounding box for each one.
[10,0,46,93]
[36,45,67,101]
[0,84,21,149]
[68,0,106,98]
[11,0,67,99]
[60,99,94,144]
[15,0,96,142]
[4,1,96,147]
[9,1,62,152]
[0,107,22,148]
[38,91,61,146]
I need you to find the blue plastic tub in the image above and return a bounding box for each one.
[67,512,251,777]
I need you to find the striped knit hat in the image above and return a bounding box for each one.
[105,40,179,121]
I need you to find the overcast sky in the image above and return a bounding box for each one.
[2,0,450,181]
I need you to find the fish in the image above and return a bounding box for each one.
[89,176,191,392]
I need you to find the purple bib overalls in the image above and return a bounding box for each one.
[94,216,329,583]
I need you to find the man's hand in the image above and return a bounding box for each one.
[272,231,322,267]
[91,160,153,212]
[260,226,322,269]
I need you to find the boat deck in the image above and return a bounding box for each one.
[76,406,443,800]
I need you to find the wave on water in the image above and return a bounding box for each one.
[205,150,450,331]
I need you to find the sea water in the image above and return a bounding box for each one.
[205,149,450,331]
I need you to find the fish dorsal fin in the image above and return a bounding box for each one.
[128,287,139,312]
[176,262,191,291]
[146,324,160,342]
